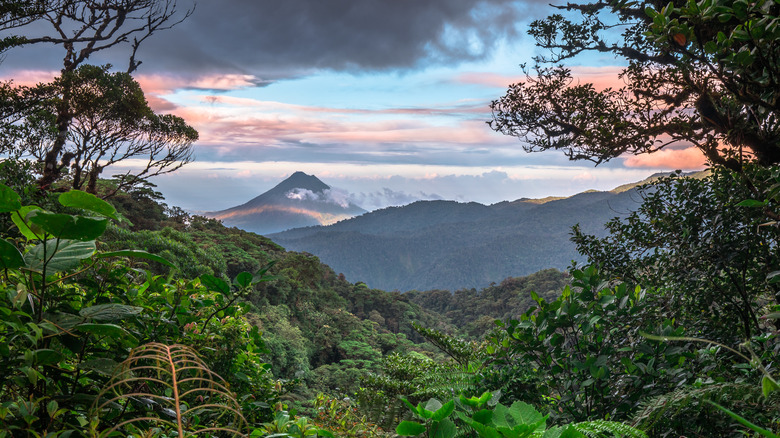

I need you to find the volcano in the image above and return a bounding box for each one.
[206,171,366,235]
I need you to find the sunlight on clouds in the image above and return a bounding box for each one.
[455,66,626,91]
[2,70,57,86]
[136,73,262,94]
[623,147,707,170]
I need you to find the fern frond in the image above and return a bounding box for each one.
[410,368,479,400]
[630,382,758,431]
[571,419,648,438]
[90,342,247,437]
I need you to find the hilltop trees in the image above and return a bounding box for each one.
[490,0,780,172]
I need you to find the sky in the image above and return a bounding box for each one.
[1,0,708,212]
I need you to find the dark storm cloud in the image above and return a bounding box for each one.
[138,0,528,77]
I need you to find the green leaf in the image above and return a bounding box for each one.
[12,206,45,240]
[736,199,767,208]
[33,349,64,365]
[200,274,230,295]
[28,212,107,241]
[472,409,494,425]
[76,323,138,346]
[235,271,254,288]
[79,304,143,321]
[24,239,96,274]
[45,312,84,330]
[431,400,455,421]
[425,398,443,414]
[430,418,456,438]
[508,401,544,426]
[396,421,426,436]
[97,249,175,267]
[558,425,587,438]
[0,184,21,212]
[0,239,25,270]
[762,375,780,397]
[58,190,118,219]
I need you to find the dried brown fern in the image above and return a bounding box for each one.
[90,342,247,437]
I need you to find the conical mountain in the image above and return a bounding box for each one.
[207,171,366,235]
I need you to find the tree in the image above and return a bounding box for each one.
[11,65,196,195]
[490,0,780,173]
[572,167,780,342]
[0,0,194,189]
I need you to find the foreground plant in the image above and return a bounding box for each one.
[396,392,646,438]
[90,343,247,437]
[0,184,276,435]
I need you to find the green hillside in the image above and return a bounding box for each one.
[271,188,643,291]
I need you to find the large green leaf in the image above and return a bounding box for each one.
[45,312,84,330]
[24,239,96,274]
[28,212,107,241]
[97,249,175,267]
[79,304,143,321]
[200,274,230,295]
[0,239,25,270]
[396,421,426,436]
[234,271,253,288]
[0,183,21,212]
[76,323,138,346]
[430,419,456,438]
[12,206,44,240]
[431,400,455,421]
[59,190,118,219]
[507,401,545,426]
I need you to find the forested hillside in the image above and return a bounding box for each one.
[271,188,642,291]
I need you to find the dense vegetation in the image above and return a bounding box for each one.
[3,0,780,436]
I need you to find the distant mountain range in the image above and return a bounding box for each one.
[205,171,366,235]
[268,172,699,292]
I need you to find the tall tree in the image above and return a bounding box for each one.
[490,0,780,172]
[0,0,193,189]
[22,65,196,194]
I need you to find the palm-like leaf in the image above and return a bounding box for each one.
[90,342,246,437]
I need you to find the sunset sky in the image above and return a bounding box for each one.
[2,0,707,211]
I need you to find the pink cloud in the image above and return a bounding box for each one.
[135,73,261,95]
[170,100,507,151]
[455,72,524,88]
[0,70,58,86]
[456,66,626,91]
[623,147,707,169]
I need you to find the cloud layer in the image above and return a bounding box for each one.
[138,0,527,78]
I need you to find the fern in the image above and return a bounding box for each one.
[571,419,647,438]
[90,342,246,437]
[411,368,480,399]
[632,383,754,430]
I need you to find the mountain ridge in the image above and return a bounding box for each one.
[269,184,645,291]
